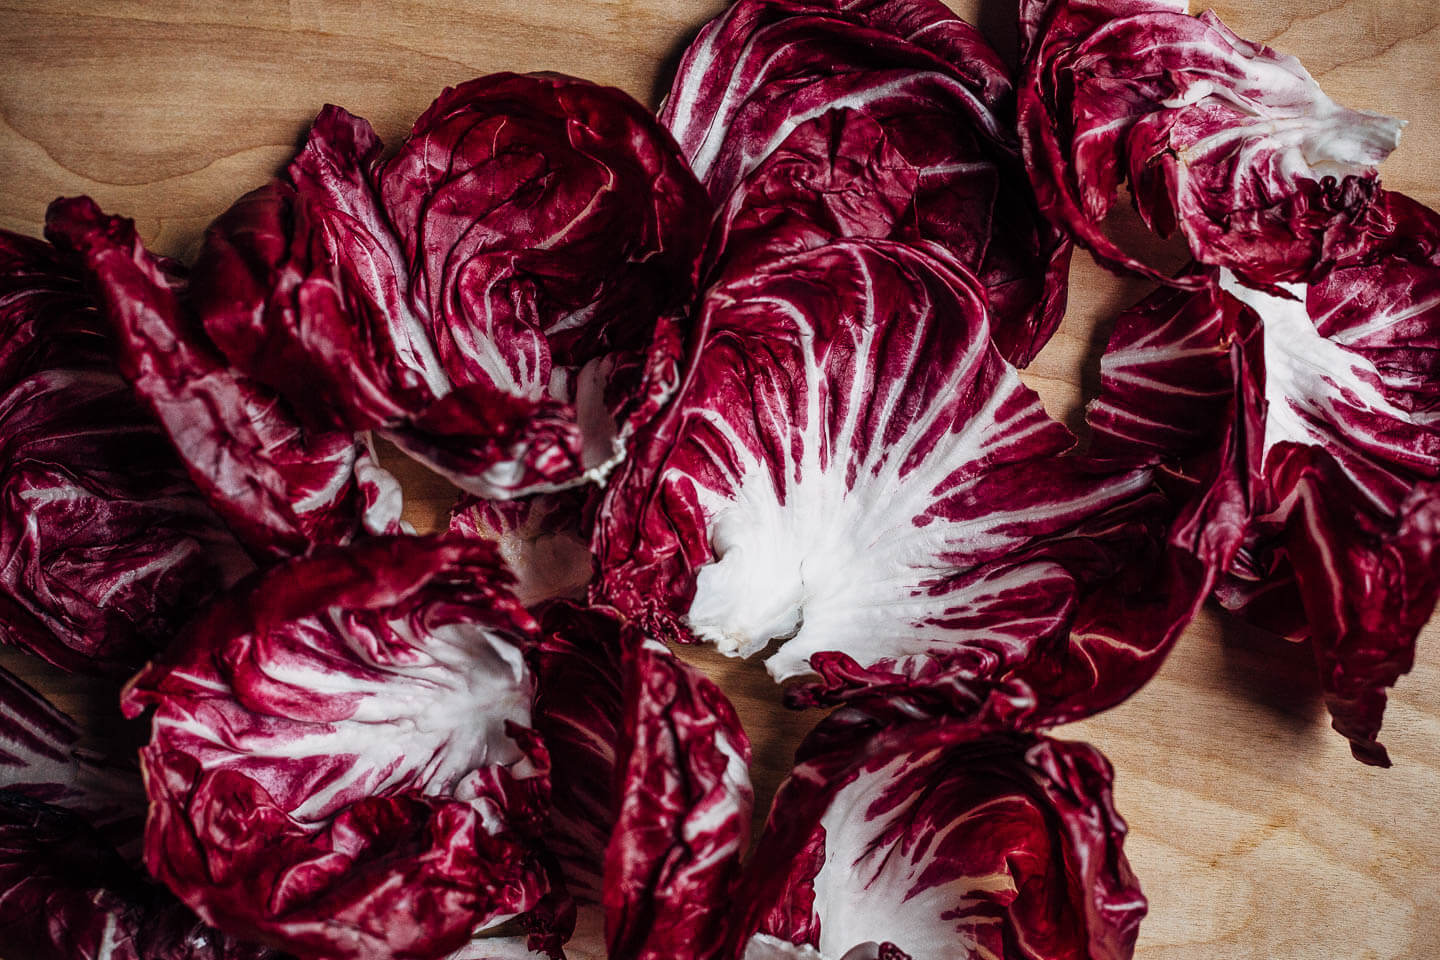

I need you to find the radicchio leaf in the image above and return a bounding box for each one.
[605,635,753,960]
[0,794,278,960]
[121,536,551,960]
[594,237,1199,723]
[196,73,708,500]
[0,227,252,672]
[532,602,753,960]
[1017,0,1404,285]
[1086,190,1440,763]
[532,603,626,911]
[43,198,402,560]
[736,706,1144,960]
[661,0,1071,365]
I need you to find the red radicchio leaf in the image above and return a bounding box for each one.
[661,0,1071,366]
[604,634,754,960]
[120,536,552,960]
[194,73,708,500]
[0,228,253,672]
[43,197,403,561]
[0,794,279,960]
[1086,190,1440,763]
[531,602,753,960]
[531,602,626,912]
[594,237,1203,725]
[734,703,1144,960]
[1017,0,1403,286]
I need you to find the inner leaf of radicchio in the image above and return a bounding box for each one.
[732,701,1144,960]
[1017,0,1404,285]
[0,228,252,672]
[193,72,709,500]
[1086,190,1440,764]
[594,236,1202,722]
[660,0,1071,366]
[120,537,552,960]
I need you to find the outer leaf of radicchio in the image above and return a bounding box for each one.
[1017,0,1404,285]
[44,198,403,560]
[196,73,708,499]
[661,0,1071,365]
[0,794,278,960]
[1086,190,1440,764]
[121,536,551,960]
[594,237,1202,723]
[734,702,1144,960]
[532,602,753,960]
[0,229,251,672]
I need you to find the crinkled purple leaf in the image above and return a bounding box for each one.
[1084,275,1255,574]
[197,74,708,499]
[531,602,753,960]
[532,602,626,909]
[704,109,920,282]
[451,492,596,607]
[661,0,1071,365]
[1086,191,1440,763]
[0,228,252,672]
[120,536,551,960]
[43,198,402,560]
[0,794,279,960]
[1018,0,1403,285]
[604,635,753,960]
[192,170,438,436]
[735,706,1144,960]
[594,238,1200,722]
[382,74,704,399]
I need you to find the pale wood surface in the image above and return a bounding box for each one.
[1,2,1437,958]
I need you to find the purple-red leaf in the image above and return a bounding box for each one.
[121,536,551,960]
[605,635,753,960]
[0,794,278,960]
[661,0,1071,365]
[44,198,401,560]
[0,227,252,671]
[1018,0,1403,285]
[532,602,753,960]
[736,705,1144,960]
[1087,191,1440,763]
[595,238,1199,723]
[195,74,708,500]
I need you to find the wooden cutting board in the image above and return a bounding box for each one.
[1,2,1436,957]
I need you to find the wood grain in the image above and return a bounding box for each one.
[1,1,1438,958]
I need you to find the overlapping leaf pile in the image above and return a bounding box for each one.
[0,0,1435,958]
